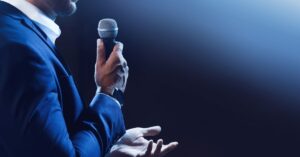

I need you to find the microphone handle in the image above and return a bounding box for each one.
[102,38,117,60]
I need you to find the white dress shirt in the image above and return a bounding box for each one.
[1,0,61,43]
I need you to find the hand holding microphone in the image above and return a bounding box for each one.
[94,19,129,96]
[95,19,179,157]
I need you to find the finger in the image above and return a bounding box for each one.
[108,42,124,64]
[160,142,179,157]
[96,39,106,65]
[120,68,129,92]
[112,61,126,73]
[113,42,124,54]
[154,139,163,156]
[111,64,128,90]
[145,140,153,156]
[125,65,129,72]
[122,59,128,68]
[107,45,124,69]
[137,140,153,157]
[141,126,162,137]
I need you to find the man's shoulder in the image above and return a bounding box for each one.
[0,16,44,64]
[0,14,33,44]
[0,2,46,53]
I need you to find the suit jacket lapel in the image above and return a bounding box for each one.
[22,18,71,75]
[21,19,56,51]
[0,1,71,75]
[28,19,74,76]
[0,1,56,53]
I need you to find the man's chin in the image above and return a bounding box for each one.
[58,2,77,16]
[68,2,77,15]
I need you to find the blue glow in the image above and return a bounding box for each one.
[82,0,300,107]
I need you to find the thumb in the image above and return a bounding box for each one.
[96,39,106,65]
[140,126,162,137]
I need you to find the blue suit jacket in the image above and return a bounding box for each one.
[0,2,125,157]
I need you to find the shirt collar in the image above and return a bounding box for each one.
[1,0,61,43]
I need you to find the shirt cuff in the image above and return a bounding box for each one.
[96,92,122,108]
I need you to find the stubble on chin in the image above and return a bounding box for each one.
[67,2,77,15]
[56,1,77,17]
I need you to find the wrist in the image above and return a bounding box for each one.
[96,87,125,107]
[97,86,114,95]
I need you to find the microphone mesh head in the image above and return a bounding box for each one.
[98,18,118,39]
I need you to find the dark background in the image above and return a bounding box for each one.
[56,0,300,156]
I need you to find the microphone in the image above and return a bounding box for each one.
[97,18,125,105]
[98,18,119,60]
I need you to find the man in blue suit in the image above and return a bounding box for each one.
[0,0,178,157]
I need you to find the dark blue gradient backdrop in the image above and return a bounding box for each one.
[56,0,300,156]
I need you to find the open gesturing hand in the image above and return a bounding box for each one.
[106,126,178,157]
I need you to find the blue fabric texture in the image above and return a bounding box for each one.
[0,2,126,157]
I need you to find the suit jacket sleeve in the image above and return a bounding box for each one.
[0,43,125,157]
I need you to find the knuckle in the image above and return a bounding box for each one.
[112,55,122,64]
[122,59,127,66]
[97,43,104,51]
[114,43,123,52]
[116,41,124,48]
[115,64,123,70]
[116,57,122,63]
[99,47,105,52]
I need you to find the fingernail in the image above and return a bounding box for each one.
[97,39,103,45]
